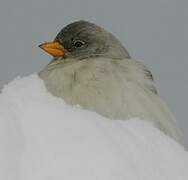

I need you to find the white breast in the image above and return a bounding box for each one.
[39,58,182,143]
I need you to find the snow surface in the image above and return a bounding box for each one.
[0,74,188,180]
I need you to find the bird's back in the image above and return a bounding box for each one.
[39,57,182,143]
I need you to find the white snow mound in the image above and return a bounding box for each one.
[0,74,188,180]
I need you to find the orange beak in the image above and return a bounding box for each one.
[39,42,65,58]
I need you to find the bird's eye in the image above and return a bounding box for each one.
[73,40,85,48]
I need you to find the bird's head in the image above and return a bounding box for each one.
[39,20,130,64]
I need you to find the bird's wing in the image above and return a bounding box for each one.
[112,59,158,95]
[113,58,182,142]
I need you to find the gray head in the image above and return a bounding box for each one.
[39,20,130,61]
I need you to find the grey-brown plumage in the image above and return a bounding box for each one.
[39,20,182,144]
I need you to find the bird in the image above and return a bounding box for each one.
[38,20,182,143]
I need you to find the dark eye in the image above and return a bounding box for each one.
[73,40,85,48]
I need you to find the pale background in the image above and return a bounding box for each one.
[0,0,187,146]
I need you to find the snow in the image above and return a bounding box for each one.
[0,74,188,180]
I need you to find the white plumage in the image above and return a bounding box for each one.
[39,57,181,143]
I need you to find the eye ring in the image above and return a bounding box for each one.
[73,40,85,48]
